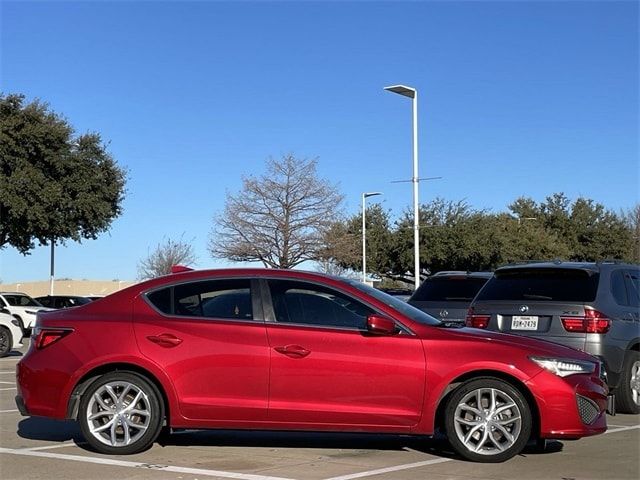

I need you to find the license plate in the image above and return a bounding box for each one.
[512,316,538,330]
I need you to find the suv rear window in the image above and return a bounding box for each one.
[475,268,599,302]
[411,277,489,302]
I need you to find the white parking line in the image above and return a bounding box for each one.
[0,381,15,384]
[0,371,15,374]
[0,409,18,413]
[0,387,17,391]
[323,458,452,480]
[605,424,640,434]
[18,442,83,451]
[0,446,297,480]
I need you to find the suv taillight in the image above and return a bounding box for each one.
[465,307,490,329]
[32,327,72,349]
[561,309,611,334]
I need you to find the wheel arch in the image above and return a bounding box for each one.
[433,369,541,440]
[66,362,171,425]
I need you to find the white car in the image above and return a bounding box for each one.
[0,310,24,357]
[0,292,53,332]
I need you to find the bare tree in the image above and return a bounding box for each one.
[137,236,197,280]
[209,154,344,268]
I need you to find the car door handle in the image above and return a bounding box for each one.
[147,333,183,348]
[274,344,311,358]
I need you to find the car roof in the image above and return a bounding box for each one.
[0,292,31,296]
[430,271,493,279]
[495,261,638,273]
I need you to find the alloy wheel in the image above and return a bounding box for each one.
[86,381,152,447]
[631,360,640,406]
[453,387,522,455]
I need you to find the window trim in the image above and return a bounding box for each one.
[259,277,414,335]
[142,278,264,324]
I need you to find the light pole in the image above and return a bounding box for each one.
[385,84,420,290]
[50,238,55,295]
[362,192,383,284]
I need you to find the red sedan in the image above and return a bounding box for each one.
[16,269,609,462]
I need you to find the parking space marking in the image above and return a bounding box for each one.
[0,409,18,413]
[0,387,17,391]
[0,371,16,374]
[0,380,15,384]
[0,446,297,480]
[323,458,453,480]
[18,442,84,451]
[605,424,640,434]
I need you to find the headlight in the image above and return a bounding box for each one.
[530,356,596,377]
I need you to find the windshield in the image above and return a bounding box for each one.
[345,280,442,325]
[2,294,42,307]
[476,268,599,302]
[410,276,489,302]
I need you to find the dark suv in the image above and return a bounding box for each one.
[467,261,640,413]
[408,271,493,324]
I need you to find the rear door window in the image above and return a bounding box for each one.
[475,268,599,302]
[611,270,629,306]
[624,270,640,308]
[411,277,489,302]
[147,279,254,320]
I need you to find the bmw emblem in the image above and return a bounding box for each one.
[519,305,529,313]
[440,309,449,318]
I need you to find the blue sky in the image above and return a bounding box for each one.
[1,0,638,283]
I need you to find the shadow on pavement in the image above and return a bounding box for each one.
[17,417,83,443]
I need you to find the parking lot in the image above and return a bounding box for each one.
[0,341,638,480]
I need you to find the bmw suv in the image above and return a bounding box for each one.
[467,261,640,413]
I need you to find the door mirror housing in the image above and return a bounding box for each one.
[366,314,399,335]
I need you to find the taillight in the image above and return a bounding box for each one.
[561,309,611,334]
[465,307,490,329]
[32,328,72,350]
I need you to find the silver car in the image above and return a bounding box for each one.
[467,261,640,413]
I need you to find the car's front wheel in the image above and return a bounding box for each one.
[78,372,164,454]
[444,377,532,462]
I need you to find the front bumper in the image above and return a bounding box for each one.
[526,369,609,439]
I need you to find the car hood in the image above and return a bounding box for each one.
[429,325,597,362]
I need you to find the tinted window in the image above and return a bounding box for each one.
[2,294,41,307]
[625,270,640,308]
[35,297,52,307]
[476,268,599,302]
[268,280,373,329]
[611,270,629,306]
[147,288,171,314]
[410,277,489,302]
[174,280,253,320]
[147,280,253,320]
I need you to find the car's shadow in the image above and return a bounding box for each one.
[17,417,563,460]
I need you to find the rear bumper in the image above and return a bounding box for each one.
[15,395,28,416]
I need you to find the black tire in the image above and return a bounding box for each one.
[444,377,532,463]
[615,351,640,414]
[0,327,12,357]
[78,371,164,454]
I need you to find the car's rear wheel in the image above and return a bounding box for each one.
[0,327,12,357]
[444,377,532,462]
[78,372,164,454]
[616,351,640,414]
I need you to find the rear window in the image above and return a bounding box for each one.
[475,268,599,302]
[410,277,489,302]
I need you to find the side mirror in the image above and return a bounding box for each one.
[366,314,399,335]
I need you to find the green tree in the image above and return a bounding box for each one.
[0,94,127,254]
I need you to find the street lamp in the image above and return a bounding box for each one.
[385,84,420,290]
[362,192,383,284]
